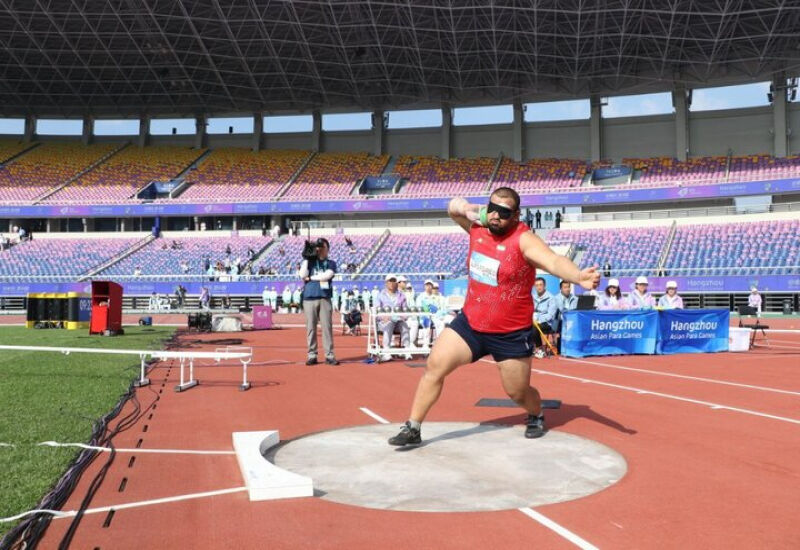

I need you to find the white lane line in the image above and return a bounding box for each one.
[518,507,599,550]
[479,359,800,426]
[37,441,235,455]
[0,487,248,523]
[562,357,800,397]
[359,407,390,424]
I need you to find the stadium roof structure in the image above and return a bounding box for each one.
[1,0,800,117]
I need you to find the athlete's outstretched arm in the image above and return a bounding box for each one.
[448,197,482,233]
[520,231,600,290]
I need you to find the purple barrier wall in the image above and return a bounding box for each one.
[1,177,799,218]
[1,274,799,297]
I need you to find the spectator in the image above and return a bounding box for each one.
[133,266,142,278]
[748,286,762,317]
[199,287,210,310]
[658,281,684,309]
[535,209,542,229]
[222,295,232,309]
[377,274,411,362]
[203,256,211,272]
[603,261,611,277]
[627,276,656,309]
[532,277,556,358]
[281,285,292,311]
[597,278,625,310]
[555,211,562,229]
[175,285,187,307]
[225,243,232,256]
[179,260,190,274]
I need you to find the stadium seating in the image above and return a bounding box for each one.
[726,154,800,182]
[493,157,588,192]
[281,152,389,199]
[362,233,469,277]
[175,148,309,202]
[0,142,119,202]
[0,237,140,280]
[99,236,272,277]
[664,220,800,275]
[394,156,496,196]
[44,145,206,203]
[254,234,379,275]
[546,226,670,275]
[0,139,35,163]
[623,156,728,187]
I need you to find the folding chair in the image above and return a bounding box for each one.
[737,306,769,348]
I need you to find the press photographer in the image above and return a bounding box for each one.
[298,237,339,365]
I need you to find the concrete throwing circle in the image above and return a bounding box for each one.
[269,422,626,512]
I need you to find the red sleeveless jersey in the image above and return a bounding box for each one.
[462,222,536,333]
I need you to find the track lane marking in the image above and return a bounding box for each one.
[518,507,599,550]
[479,359,800,425]
[562,357,800,397]
[359,407,390,424]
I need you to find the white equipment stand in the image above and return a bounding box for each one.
[367,307,437,360]
[0,345,252,393]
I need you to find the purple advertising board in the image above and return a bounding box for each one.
[1,274,799,297]
[1,177,799,218]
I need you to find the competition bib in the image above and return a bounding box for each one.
[469,251,500,287]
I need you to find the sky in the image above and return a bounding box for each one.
[0,81,787,136]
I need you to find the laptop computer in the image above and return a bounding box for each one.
[575,294,596,310]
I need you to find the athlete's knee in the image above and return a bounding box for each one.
[423,356,451,384]
[504,385,529,404]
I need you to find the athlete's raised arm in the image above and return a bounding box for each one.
[519,231,600,291]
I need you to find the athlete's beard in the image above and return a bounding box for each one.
[488,220,516,236]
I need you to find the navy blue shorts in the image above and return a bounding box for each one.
[448,312,535,363]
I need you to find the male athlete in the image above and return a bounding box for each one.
[388,187,600,446]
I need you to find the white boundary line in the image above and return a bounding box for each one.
[562,357,800,397]
[38,441,235,455]
[359,407,390,424]
[0,487,248,523]
[479,359,800,426]
[518,507,599,550]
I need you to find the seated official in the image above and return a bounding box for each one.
[532,277,556,356]
[657,281,684,309]
[553,280,578,351]
[626,276,656,309]
[597,278,626,310]
[376,274,411,362]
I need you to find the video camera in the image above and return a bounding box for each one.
[301,237,329,262]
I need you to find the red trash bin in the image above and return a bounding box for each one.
[90,281,123,335]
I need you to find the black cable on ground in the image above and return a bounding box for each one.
[0,363,161,550]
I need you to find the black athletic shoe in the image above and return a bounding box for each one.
[525,414,546,439]
[388,421,421,446]
[325,357,340,365]
[305,357,318,366]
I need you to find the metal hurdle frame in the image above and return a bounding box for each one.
[0,345,252,393]
[366,307,438,360]
[215,346,253,391]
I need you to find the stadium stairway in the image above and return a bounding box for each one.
[381,155,397,175]
[484,153,504,192]
[655,222,678,275]
[241,238,280,274]
[274,151,317,199]
[33,142,131,203]
[354,229,391,276]
[79,234,156,280]
[0,141,40,164]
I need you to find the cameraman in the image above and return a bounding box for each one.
[297,238,339,365]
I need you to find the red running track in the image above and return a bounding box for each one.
[10,316,799,549]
